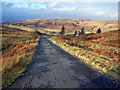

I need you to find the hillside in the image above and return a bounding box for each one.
[5,19,118,34]
[50,29,120,83]
[2,20,119,87]
[2,26,40,88]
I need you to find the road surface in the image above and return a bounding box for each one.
[8,36,120,88]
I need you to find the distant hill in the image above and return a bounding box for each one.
[4,19,118,33]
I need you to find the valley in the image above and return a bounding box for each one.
[3,19,118,35]
[1,18,120,88]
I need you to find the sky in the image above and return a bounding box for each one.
[2,1,118,22]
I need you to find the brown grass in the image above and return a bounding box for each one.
[50,30,120,84]
[2,26,40,88]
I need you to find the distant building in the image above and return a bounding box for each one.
[76,34,79,36]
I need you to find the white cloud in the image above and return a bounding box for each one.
[67,7,76,11]
[52,7,75,11]
[48,2,58,7]
[2,1,118,21]
[110,13,118,17]
[11,6,17,8]
[96,11,105,15]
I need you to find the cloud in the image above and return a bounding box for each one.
[48,2,58,7]
[67,7,76,11]
[52,7,76,11]
[2,2,118,22]
[96,11,105,15]
[110,13,118,17]
[2,0,120,2]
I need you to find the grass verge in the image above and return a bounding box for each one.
[2,26,40,88]
[50,36,120,84]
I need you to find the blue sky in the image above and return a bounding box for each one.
[2,2,118,22]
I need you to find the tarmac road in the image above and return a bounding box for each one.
[8,36,120,88]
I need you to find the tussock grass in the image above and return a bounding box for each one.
[50,33,120,84]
